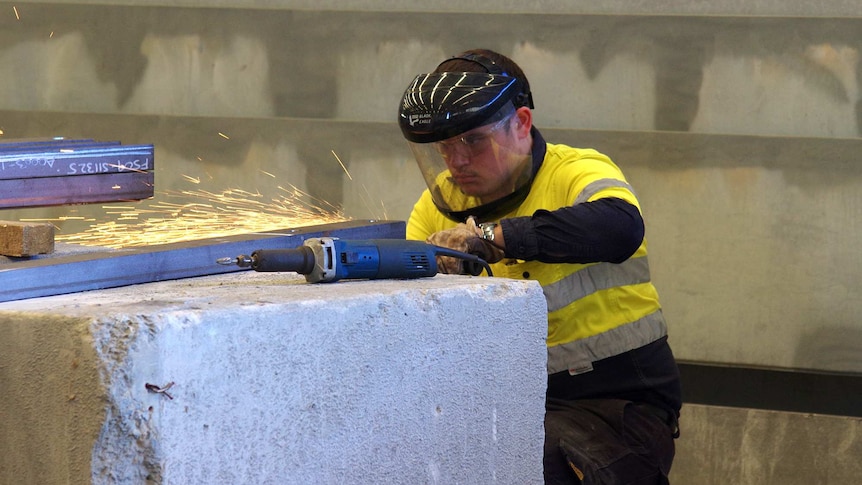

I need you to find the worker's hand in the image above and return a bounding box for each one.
[467,235,505,266]
[426,217,504,274]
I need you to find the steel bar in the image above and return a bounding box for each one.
[0,219,406,303]
[0,139,154,208]
[0,171,155,209]
[0,138,104,151]
[0,139,152,179]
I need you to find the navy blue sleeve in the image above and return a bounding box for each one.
[501,197,645,264]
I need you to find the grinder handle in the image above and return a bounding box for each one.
[250,246,316,274]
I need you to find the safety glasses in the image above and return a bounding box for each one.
[434,113,514,160]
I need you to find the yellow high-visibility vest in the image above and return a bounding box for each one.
[407,143,667,375]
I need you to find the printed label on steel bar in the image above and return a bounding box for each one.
[0,146,154,180]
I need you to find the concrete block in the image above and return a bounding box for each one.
[0,272,547,485]
[0,221,54,256]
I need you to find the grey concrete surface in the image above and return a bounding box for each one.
[0,272,548,484]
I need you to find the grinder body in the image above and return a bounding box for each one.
[247,237,438,283]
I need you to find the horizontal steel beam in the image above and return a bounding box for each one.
[0,220,406,303]
[0,172,155,209]
[0,139,154,208]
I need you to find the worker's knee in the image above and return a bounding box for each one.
[544,398,675,484]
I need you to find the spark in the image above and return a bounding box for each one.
[218,132,230,140]
[13,6,19,20]
[55,182,346,249]
[355,182,388,220]
[182,174,201,184]
[331,150,353,181]
[21,216,91,225]
[50,31,54,38]
[260,170,276,178]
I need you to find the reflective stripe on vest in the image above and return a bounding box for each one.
[574,178,636,205]
[547,309,667,375]
[544,256,652,313]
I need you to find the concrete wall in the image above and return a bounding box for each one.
[2,3,862,482]
[672,404,862,484]
[0,272,548,484]
[1,1,860,374]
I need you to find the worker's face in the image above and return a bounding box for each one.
[435,107,532,202]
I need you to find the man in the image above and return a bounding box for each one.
[398,49,682,484]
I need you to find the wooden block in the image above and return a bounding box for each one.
[0,221,55,257]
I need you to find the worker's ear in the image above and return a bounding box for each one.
[513,106,532,139]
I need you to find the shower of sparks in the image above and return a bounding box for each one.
[49,183,346,249]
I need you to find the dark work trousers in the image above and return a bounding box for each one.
[544,398,677,485]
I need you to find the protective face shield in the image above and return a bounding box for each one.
[399,71,534,222]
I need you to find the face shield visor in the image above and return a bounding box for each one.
[399,72,533,222]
